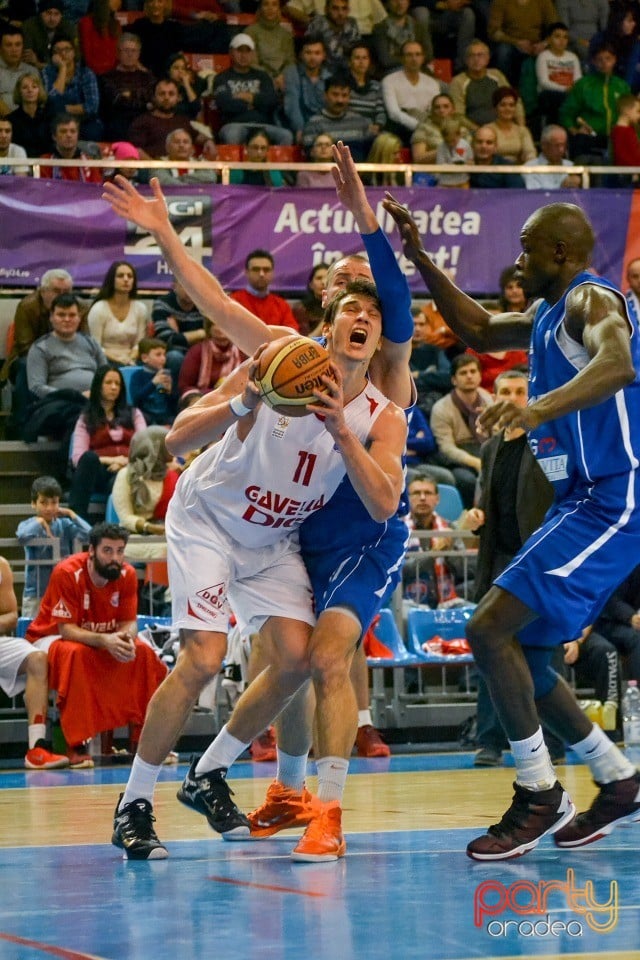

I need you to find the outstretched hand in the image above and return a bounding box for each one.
[331,141,369,218]
[102,175,170,233]
[382,193,425,264]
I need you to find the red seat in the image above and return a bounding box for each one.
[216,144,243,161]
[432,58,453,83]
[267,145,303,162]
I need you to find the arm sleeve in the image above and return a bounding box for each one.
[87,301,106,347]
[283,65,304,134]
[111,468,141,532]
[382,74,418,131]
[16,517,46,543]
[361,228,413,343]
[26,342,52,398]
[130,370,156,406]
[70,415,90,467]
[132,408,147,433]
[80,67,100,118]
[178,344,201,394]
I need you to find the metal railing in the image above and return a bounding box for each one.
[0,155,637,188]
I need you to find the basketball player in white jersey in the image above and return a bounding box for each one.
[110,268,407,860]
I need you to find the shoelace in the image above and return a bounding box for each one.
[124,802,158,839]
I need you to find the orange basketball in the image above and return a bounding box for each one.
[255,335,332,417]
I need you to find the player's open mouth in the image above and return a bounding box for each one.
[350,327,368,345]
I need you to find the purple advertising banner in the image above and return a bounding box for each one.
[0,179,634,294]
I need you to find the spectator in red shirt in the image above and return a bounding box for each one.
[25,522,167,768]
[78,0,121,76]
[230,249,300,330]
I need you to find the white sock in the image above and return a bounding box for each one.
[28,722,46,750]
[276,748,307,792]
[358,709,372,728]
[569,724,636,784]
[316,756,349,803]
[195,724,249,776]
[509,727,557,791]
[120,755,162,809]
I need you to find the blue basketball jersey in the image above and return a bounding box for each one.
[528,270,640,500]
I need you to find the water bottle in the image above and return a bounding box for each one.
[622,680,640,746]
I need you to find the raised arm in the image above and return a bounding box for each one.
[331,142,413,408]
[383,194,535,352]
[102,177,278,356]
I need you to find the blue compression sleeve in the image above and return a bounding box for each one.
[361,227,413,344]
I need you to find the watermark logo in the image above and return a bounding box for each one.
[474,869,618,938]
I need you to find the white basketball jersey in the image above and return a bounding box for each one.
[177,382,390,547]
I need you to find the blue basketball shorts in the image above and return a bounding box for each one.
[303,520,410,638]
[496,471,640,648]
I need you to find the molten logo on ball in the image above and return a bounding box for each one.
[255,334,333,417]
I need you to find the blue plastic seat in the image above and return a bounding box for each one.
[367,608,423,666]
[119,365,138,404]
[105,495,119,523]
[436,484,464,523]
[405,606,475,663]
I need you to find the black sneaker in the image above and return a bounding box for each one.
[176,758,250,837]
[466,781,576,861]
[112,794,168,860]
[554,771,640,848]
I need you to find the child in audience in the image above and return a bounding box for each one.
[129,337,177,426]
[436,118,473,187]
[611,93,640,170]
[17,476,91,618]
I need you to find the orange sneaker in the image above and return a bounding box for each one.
[291,800,346,862]
[355,724,390,758]
[245,781,320,839]
[25,743,70,770]
[249,726,277,762]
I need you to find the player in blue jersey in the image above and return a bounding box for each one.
[386,198,640,860]
[103,143,415,862]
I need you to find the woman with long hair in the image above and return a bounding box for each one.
[42,33,103,139]
[110,425,180,560]
[367,131,404,186]
[87,261,149,366]
[78,0,122,75]
[68,364,146,519]
[8,73,54,156]
[165,52,204,118]
[229,128,285,186]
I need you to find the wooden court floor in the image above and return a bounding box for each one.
[0,752,639,960]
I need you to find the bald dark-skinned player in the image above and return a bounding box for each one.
[384,198,640,860]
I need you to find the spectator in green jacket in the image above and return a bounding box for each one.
[559,41,631,161]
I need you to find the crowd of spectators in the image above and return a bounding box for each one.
[0,0,639,181]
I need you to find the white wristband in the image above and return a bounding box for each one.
[229,394,251,417]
